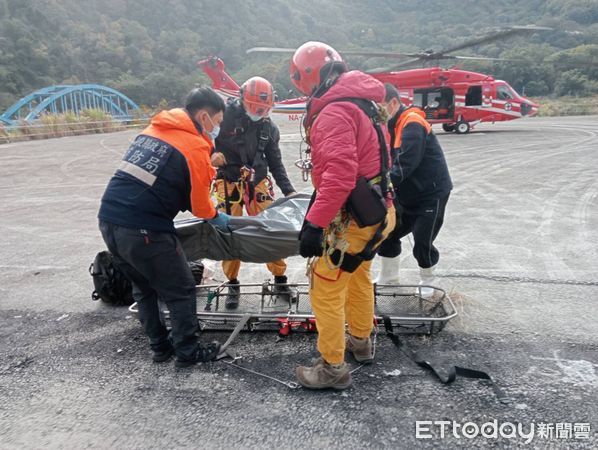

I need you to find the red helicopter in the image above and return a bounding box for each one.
[199,26,547,134]
[373,67,539,134]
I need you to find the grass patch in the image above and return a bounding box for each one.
[531,95,598,117]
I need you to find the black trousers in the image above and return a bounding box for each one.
[99,221,198,360]
[378,193,450,269]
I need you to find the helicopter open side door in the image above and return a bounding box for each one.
[413,87,454,121]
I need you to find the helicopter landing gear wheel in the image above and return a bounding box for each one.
[455,121,470,134]
[442,123,455,133]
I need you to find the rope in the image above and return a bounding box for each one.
[322,210,351,271]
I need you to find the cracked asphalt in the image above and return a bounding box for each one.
[1,116,597,448]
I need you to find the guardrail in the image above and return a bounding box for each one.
[0,119,148,144]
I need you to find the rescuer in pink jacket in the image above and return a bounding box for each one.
[292,41,396,390]
[306,71,389,228]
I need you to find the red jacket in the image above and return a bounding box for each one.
[305,71,387,228]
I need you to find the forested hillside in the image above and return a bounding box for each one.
[1,0,597,110]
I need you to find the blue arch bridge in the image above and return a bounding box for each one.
[0,84,141,126]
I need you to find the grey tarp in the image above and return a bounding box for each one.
[175,193,311,263]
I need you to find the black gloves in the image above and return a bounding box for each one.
[299,222,324,258]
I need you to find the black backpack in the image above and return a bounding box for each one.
[89,251,134,306]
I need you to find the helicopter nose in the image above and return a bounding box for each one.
[521,100,539,117]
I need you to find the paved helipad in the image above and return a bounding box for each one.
[1,116,597,448]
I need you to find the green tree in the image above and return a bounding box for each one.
[0,0,597,111]
[555,69,598,95]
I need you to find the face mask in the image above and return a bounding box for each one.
[204,114,220,140]
[247,113,263,122]
[385,99,400,119]
[208,125,220,140]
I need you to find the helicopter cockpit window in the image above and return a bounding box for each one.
[413,93,423,108]
[497,85,514,100]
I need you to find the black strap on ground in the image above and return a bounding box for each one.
[216,313,252,361]
[382,316,510,403]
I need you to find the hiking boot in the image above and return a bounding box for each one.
[174,341,221,368]
[346,334,374,364]
[225,279,240,309]
[295,357,352,390]
[152,343,174,363]
[273,275,294,304]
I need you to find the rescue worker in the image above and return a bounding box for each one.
[211,76,296,309]
[291,42,396,390]
[376,83,453,298]
[98,87,229,367]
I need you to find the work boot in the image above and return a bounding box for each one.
[418,265,436,299]
[296,358,352,390]
[174,341,221,368]
[375,256,400,284]
[346,334,374,364]
[273,275,294,304]
[225,279,240,309]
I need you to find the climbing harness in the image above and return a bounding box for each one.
[322,211,351,271]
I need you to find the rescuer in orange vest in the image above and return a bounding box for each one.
[376,83,453,298]
[98,87,229,367]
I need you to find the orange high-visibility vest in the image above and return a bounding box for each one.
[143,108,217,219]
[393,108,432,148]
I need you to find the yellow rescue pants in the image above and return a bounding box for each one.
[214,178,287,280]
[310,206,396,365]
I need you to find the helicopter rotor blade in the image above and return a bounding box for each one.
[247,46,419,58]
[247,25,554,69]
[453,55,598,66]
[381,58,428,71]
[337,50,420,58]
[450,55,528,62]
[246,47,296,54]
[434,25,552,58]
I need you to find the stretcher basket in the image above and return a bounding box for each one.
[129,282,457,335]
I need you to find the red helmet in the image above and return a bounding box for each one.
[240,76,274,117]
[290,41,346,96]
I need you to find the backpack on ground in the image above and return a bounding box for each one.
[89,251,134,306]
